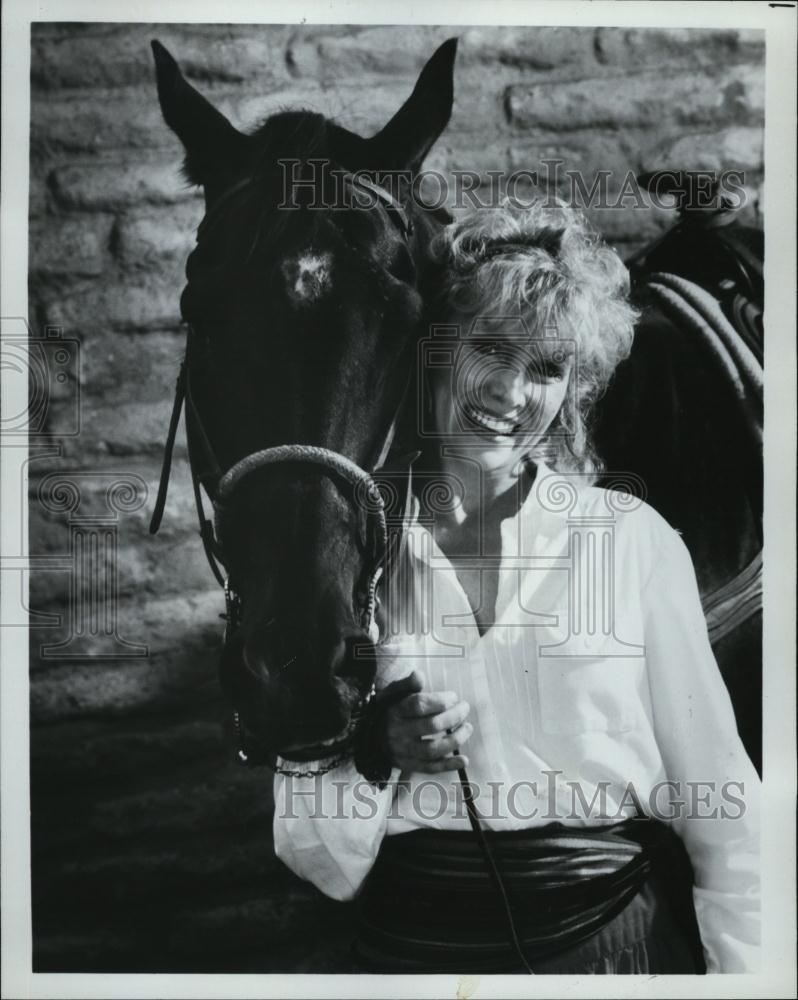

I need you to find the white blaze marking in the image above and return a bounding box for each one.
[282,251,333,303]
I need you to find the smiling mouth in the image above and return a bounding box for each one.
[465,404,527,437]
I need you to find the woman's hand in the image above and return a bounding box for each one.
[377,670,472,773]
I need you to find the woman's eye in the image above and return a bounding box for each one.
[529,363,565,381]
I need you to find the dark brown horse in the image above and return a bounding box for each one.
[150,38,456,763]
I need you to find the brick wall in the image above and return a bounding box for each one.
[28,22,764,971]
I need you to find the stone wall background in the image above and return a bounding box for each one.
[27,22,764,971]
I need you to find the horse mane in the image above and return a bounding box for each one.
[247,109,337,168]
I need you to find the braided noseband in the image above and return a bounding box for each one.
[214,443,388,647]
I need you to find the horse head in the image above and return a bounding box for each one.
[151,38,456,764]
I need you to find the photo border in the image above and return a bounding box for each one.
[2,1,795,998]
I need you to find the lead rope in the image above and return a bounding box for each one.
[457,766,535,974]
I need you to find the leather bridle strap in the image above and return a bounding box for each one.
[149,345,228,587]
[183,353,227,586]
[149,362,186,537]
[350,175,413,240]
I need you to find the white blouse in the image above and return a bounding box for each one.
[273,465,760,973]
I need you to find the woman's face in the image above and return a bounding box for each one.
[430,319,575,475]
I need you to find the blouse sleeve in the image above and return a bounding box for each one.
[273,759,398,901]
[640,518,761,972]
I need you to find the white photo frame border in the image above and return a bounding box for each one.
[2,2,795,998]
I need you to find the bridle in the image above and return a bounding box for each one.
[150,169,416,776]
[149,167,538,973]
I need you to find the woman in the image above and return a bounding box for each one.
[273,199,760,974]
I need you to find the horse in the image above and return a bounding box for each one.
[149,37,457,768]
[594,195,763,773]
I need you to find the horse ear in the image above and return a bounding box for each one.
[151,39,248,187]
[368,37,457,174]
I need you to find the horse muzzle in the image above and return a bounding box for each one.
[223,628,379,762]
[276,679,378,762]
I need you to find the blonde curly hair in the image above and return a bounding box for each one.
[428,198,639,476]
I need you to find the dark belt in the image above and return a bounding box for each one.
[355,817,704,973]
